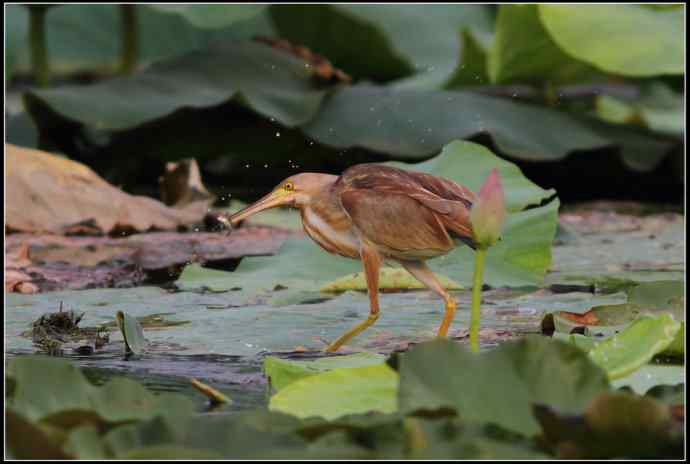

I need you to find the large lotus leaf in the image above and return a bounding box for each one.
[435,199,559,287]
[145,5,266,29]
[176,237,360,300]
[302,84,610,161]
[388,140,555,212]
[534,391,683,458]
[398,337,609,435]
[264,352,386,392]
[539,5,684,76]
[588,315,681,380]
[320,268,462,293]
[25,40,333,131]
[270,5,493,87]
[488,5,594,85]
[596,83,684,136]
[585,116,678,173]
[6,355,195,423]
[104,413,308,459]
[443,28,492,88]
[6,4,275,78]
[269,364,399,419]
[404,417,550,459]
[626,279,685,311]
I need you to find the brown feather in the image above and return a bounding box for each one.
[340,189,455,260]
[337,164,477,251]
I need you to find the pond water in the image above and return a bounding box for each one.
[5,216,685,407]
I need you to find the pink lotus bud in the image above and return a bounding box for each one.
[470,169,506,248]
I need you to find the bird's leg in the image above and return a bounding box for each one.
[399,260,457,337]
[324,243,381,352]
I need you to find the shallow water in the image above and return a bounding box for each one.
[5,218,685,404]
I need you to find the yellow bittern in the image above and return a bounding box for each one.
[225,164,477,352]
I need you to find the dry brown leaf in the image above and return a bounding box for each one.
[5,269,37,293]
[559,310,600,325]
[6,144,209,234]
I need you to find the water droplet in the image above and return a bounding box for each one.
[275,132,281,137]
[264,164,269,168]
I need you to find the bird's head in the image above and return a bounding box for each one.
[225,173,337,226]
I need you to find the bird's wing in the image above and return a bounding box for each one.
[339,164,475,254]
[338,165,476,246]
[339,188,455,256]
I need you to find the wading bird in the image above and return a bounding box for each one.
[224,164,477,352]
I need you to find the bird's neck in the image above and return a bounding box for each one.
[300,181,348,226]
[297,177,338,209]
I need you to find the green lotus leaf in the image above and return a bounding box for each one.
[145,5,266,29]
[539,4,684,76]
[398,337,609,435]
[489,5,595,85]
[6,4,275,78]
[25,40,334,131]
[264,352,386,392]
[6,356,195,423]
[269,364,399,419]
[270,4,493,87]
[588,314,681,380]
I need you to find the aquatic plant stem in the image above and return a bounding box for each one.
[119,5,139,74]
[29,5,50,87]
[470,247,487,353]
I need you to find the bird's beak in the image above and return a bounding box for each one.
[225,189,293,226]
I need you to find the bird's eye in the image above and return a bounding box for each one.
[284,182,294,192]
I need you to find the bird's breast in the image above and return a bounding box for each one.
[301,207,360,259]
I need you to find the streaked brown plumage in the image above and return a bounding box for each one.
[225,163,476,352]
